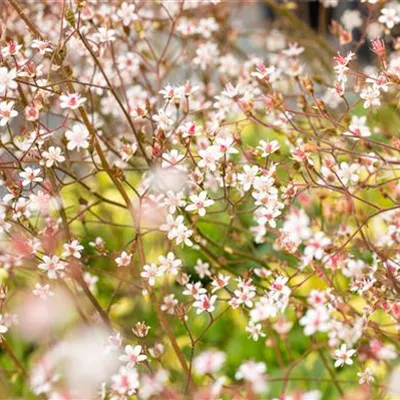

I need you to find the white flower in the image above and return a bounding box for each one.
[234,285,256,308]
[193,42,219,70]
[160,214,193,247]
[1,41,22,58]
[141,263,161,286]
[193,350,226,375]
[159,84,179,101]
[358,368,374,385]
[42,146,65,167]
[117,2,138,26]
[160,294,178,314]
[162,191,186,214]
[238,165,259,191]
[152,110,174,131]
[336,162,360,185]
[235,361,268,394]
[344,115,371,139]
[94,27,116,43]
[111,366,139,396]
[299,307,331,336]
[366,74,389,93]
[183,282,207,298]
[251,63,276,80]
[321,0,339,7]
[28,191,52,215]
[84,272,98,292]
[211,273,230,293]
[115,251,132,267]
[138,369,168,399]
[178,121,201,139]
[158,252,182,275]
[62,240,84,259]
[105,332,122,354]
[19,167,43,186]
[31,39,52,55]
[118,52,140,75]
[360,86,381,109]
[193,294,217,314]
[250,295,278,321]
[215,135,239,155]
[33,283,54,300]
[0,314,8,334]
[246,321,266,341]
[341,10,363,31]
[198,145,223,171]
[119,345,147,368]
[194,259,211,278]
[38,255,66,279]
[282,42,305,57]
[185,191,214,217]
[25,104,39,121]
[27,238,42,254]
[60,92,86,109]
[0,101,18,126]
[379,7,400,30]
[334,344,356,367]
[304,231,331,261]
[65,124,90,151]
[257,140,280,157]
[0,67,18,93]
[221,82,240,98]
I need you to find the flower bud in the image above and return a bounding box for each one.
[132,321,150,338]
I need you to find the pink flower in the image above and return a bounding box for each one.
[371,38,385,58]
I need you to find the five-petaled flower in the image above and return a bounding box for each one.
[60,92,87,110]
[38,255,67,279]
[334,344,356,368]
[119,345,147,368]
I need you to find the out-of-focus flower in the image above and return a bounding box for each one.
[193,350,226,375]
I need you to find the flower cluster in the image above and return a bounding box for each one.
[1,0,400,399]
